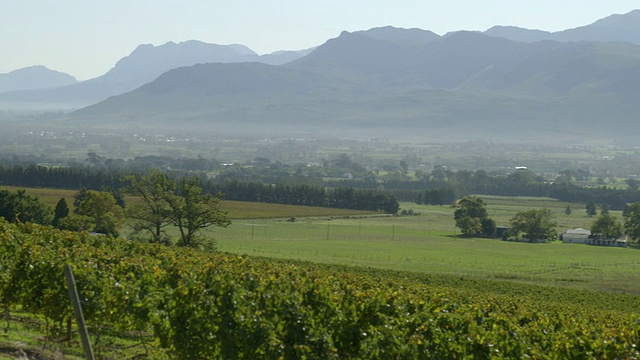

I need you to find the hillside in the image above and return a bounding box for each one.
[69,27,640,142]
[0,65,76,94]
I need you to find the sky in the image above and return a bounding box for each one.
[1,0,638,80]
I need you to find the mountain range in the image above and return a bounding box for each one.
[0,42,312,109]
[4,10,640,142]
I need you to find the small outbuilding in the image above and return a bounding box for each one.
[586,237,627,248]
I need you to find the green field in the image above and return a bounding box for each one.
[211,198,638,293]
[2,187,640,358]
[4,186,639,293]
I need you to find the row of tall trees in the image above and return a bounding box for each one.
[337,169,640,210]
[1,161,638,213]
[0,165,399,214]
[0,164,127,190]
[203,181,399,214]
[4,161,640,217]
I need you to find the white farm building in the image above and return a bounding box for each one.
[562,228,627,247]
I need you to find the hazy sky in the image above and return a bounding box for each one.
[2,1,638,80]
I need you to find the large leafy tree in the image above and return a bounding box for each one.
[508,208,557,242]
[0,189,52,225]
[623,203,640,244]
[75,190,125,237]
[590,213,623,240]
[452,196,494,236]
[455,215,483,236]
[126,172,175,244]
[167,177,231,248]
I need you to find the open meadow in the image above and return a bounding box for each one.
[212,197,639,293]
[4,186,639,293]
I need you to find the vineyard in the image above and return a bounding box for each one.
[1,219,639,359]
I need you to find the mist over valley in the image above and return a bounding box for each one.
[2,9,640,158]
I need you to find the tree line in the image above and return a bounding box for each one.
[3,163,638,213]
[0,164,128,190]
[202,180,399,214]
[333,169,639,210]
[0,165,399,214]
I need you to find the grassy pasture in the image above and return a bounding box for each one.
[3,186,639,293]
[213,197,638,293]
[480,195,613,229]
[220,201,377,219]
[214,217,640,293]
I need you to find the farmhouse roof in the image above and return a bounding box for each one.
[564,228,591,235]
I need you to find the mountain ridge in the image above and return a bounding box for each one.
[69,26,640,142]
[0,41,312,110]
[0,66,77,94]
[5,9,640,143]
[485,9,640,44]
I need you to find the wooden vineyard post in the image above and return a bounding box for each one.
[64,264,96,360]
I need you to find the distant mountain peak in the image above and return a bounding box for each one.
[355,26,440,47]
[0,65,77,94]
[0,39,311,109]
[443,30,483,38]
[2,65,74,77]
[99,40,262,84]
[15,65,47,72]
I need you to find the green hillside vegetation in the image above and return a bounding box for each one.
[1,220,638,358]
